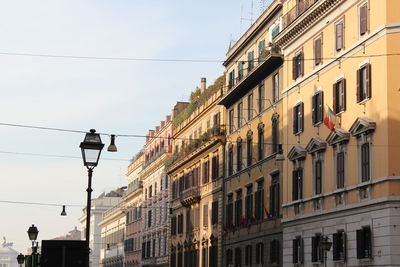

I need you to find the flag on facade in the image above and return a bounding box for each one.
[323,106,336,131]
[264,207,271,219]
[240,216,248,227]
[222,223,228,237]
[230,221,235,233]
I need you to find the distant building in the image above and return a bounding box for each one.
[80,190,124,267]
[0,237,19,267]
[51,226,81,241]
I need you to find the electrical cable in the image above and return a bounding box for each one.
[0,150,130,161]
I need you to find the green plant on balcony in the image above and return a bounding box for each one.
[172,75,225,129]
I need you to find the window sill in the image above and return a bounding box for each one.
[313,121,323,127]
[357,97,371,105]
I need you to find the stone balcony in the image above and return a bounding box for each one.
[180,186,200,207]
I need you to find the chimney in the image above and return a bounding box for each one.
[200,77,207,92]
[155,126,160,133]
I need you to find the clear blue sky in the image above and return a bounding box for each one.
[0,0,272,253]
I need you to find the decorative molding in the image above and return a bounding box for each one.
[349,117,376,137]
[305,137,327,154]
[326,128,350,146]
[287,146,307,161]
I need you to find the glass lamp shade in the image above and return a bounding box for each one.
[16,253,25,264]
[27,224,39,241]
[80,129,104,167]
[319,236,332,251]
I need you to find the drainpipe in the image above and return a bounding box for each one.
[221,138,227,267]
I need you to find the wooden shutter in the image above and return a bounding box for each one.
[366,63,371,98]
[356,69,361,102]
[269,185,274,217]
[300,102,304,133]
[319,91,324,123]
[292,239,298,263]
[336,22,343,50]
[300,238,304,263]
[333,82,337,114]
[342,79,347,111]
[315,38,322,65]
[293,106,297,134]
[300,52,304,76]
[343,232,347,260]
[356,229,364,259]
[311,236,317,262]
[360,4,368,35]
[292,170,297,200]
[312,94,316,125]
[299,169,303,198]
[332,233,339,260]
[292,56,297,80]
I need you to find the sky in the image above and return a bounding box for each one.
[0,0,272,254]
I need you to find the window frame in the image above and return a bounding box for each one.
[333,230,347,261]
[238,102,243,129]
[292,50,304,80]
[292,236,304,264]
[312,91,324,126]
[313,34,323,66]
[358,2,369,37]
[272,72,279,103]
[356,226,372,259]
[356,63,371,103]
[335,19,345,51]
[293,102,304,135]
[247,93,254,121]
[333,78,346,114]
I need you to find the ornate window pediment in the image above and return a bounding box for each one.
[326,128,350,146]
[305,137,327,154]
[287,146,307,161]
[247,130,253,138]
[349,117,376,137]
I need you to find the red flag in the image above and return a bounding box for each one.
[230,221,235,233]
[240,216,247,227]
[264,207,271,218]
[323,106,336,131]
[222,223,228,237]
[249,213,256,222]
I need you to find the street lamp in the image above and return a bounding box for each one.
[319,236,332,267]
[16,253,25,267]
[80,129,104,249]
[27,224,39,267]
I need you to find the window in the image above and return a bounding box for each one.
[229,70,235,89]
[235,190,243,227]
[314,36,323,66]
[271,24,280,39]
[238,61,244,81]
[333,231,346,261]
[226,249,233,266]
[146,241,151,259]
[235,247,242,267]
[272,73,279,103]
[292,167,303,200]
[292,51,304,80]
[148,210,152,228]
[212,201,218,225]
[178,214,183,234]
[359,2,368,36]
[247,132,253,166]
[238,102,243,128]
[214,112,221,126]
[245,185,253,220]
[336,151,345,189]
[171,216,177,235]
[237,138,243,172]
[229,109,234,134]
[356,226,372,259]
[314,159,322,195]
[152,239,155,257]
[258,39,266,62]
[272,116,279,154]
[361,143,370,182]
[258,124,264,161]
[258,83,265,112]
[178,250,183,267]
[203,204,208,227]
[293,102,304,135]
[333,79,346,114]
[226,194,233,227]
[357,64,371,103]
[254,179,264,220]
[292,237,303,264]
[228,144,234,176]
[212,154,219,180]
[248,51,254,71]
[311,235,323,262]
[149,185,153,198]
[269,173,280,218]
[335,21,344,51]
[203,160,209,184]
[202,247,208,267]
[245,245,252,266]
[210,242,218,267]
[312,91,324,125]
[255,242,264,264]
[270,240,279,264]
[171,252,176,267]
[247,93,253,121]
[186,209,192,233]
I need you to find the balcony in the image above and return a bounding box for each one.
[143,145,172,168]
[282,0,319,29]
[125,180,143,196]
[180,186,200,207]
[220,47,283,108]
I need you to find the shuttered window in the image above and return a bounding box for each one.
[359,3,368,35]
[292,51,304,80]
[356,227,372,259]
[269,173,280,217]
[211,201,218,225]
[203,204,208,227]
[256,242,264,264]
[361,143,370,182]
[247,135,253,166]
[293,102,304,135]
[270,240,279,264]
[245,245,252,266]
[248,51,254,71]
[337,152,345,189]
[238,102,243,128]
[292,168,303,201]
[235,190,243,227]
[202,160,209,184]
[292,237,303,264]
[314,36,322,66]
[335,21,344,51]
[315,160,322,195]
[247,93,253,120]
[333,231,346,261]
[333,79,346,114]
[228,145,234,176]
[254,180,264,220]
[245,185,253,219]
[311,235,323,262]
[357,64,371,103]
[237,139,243,172]
[312,91,324,125]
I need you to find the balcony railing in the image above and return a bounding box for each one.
[144,145,172,168]
[282,0,318,29]
[125,180,143,196]
[180,186,200,207]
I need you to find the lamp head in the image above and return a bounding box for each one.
[61,205,67,216]
[107,134,117,152]
[16,253,25,264]
[80,129,104,167]
[27,224,39,241]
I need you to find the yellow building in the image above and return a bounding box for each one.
[273,0,400,266]
[219,2,285,266]
[167,77,225,267]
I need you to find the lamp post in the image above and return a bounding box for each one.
[80,129,104,265]
[319,235,332,267]
[16,253,25,267]
[27,224,39,267]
